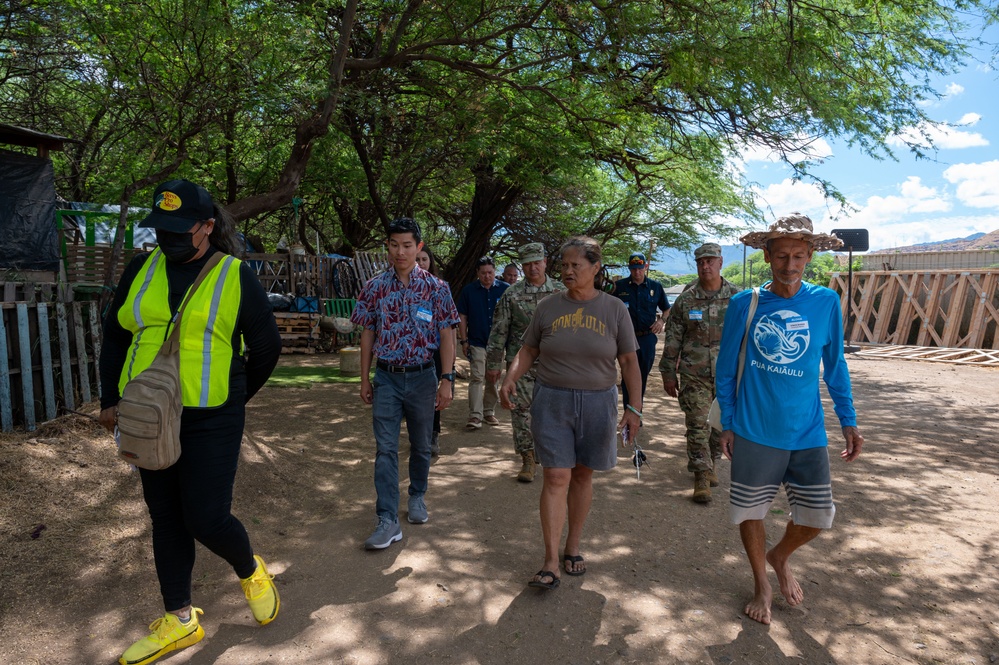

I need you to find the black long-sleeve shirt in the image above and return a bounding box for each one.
[99,247,281,413]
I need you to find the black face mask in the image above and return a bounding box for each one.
[156,227,201,263]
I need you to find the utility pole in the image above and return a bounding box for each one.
[742,244,747,288]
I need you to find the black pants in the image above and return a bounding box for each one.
[138,408,256,611]
[621,333,657,410]
[433,348,443,434]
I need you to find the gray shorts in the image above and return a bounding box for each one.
[530,382,619,471]
[729,434,835,529]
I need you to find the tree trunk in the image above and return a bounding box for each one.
[444,162,522,288]
[223,0,358,223]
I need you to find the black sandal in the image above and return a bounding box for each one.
[563,554,586,576]
[528,570,561,590]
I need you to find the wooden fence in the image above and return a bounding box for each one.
[829,269,999,350]
[0,300,101,432]
[244,251,388,299]
[64,244,139,285]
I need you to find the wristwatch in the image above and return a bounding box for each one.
[440,372,456,382]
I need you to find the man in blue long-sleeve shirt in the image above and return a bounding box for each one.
[716,214,865,626]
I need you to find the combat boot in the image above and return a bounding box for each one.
[693,472,712,503]
[517,451,537,483]
[704,467,719,487]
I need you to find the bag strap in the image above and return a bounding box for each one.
[734,287,760,394]
[161,251,226,356]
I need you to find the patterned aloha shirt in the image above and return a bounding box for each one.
[351,265,459,366]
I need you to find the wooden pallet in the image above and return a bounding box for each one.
[273,312,318,353]
[854,345,999,366]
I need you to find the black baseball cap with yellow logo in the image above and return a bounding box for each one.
[138,179,214,233]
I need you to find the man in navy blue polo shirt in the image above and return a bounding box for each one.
[612,252,670,412]
[457,256,509,429]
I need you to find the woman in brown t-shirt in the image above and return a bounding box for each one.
[500,236,643,590]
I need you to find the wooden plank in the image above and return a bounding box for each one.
[0,309,12,431]
[16,303,36,431]
[871,272,899,343]
[89,301,102,398]
[36,303,57,421]
[852,272,879,344]
[855,344,999,365]
[917,273,946,346]
[965,273,993,348]
[73,302,92,403]
[891,273,919,346]
[854,273,876,342]
[56,303,75,411]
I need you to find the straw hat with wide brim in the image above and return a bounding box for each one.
[740,213,844,251]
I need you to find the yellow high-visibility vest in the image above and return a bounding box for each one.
[118,249,242,408]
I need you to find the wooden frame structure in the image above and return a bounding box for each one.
[829,269,999,350]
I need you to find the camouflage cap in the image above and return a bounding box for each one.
[694,243,723,260]
[518,242,546,263]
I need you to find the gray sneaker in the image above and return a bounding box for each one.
[407,495,428,524]
[364,518,402,550]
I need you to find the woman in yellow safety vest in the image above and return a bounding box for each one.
[99,179,281,665]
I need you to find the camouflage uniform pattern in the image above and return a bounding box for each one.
[486,276,566,454]
[659,278,741,472]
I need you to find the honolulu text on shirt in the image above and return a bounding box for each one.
[551,307,608,337]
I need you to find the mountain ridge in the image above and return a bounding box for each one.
[648,230,999,274]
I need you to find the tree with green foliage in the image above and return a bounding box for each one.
[721,250,863,288]
[2,0,995,290]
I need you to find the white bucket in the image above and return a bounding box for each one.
[339,346,362,376]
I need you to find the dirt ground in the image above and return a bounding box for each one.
[1,347,998,665]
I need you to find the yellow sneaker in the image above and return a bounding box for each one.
[240,554,280,625]
[118,608,204,665]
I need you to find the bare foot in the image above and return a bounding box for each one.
[766,548,804,606]
[745,585,772,625]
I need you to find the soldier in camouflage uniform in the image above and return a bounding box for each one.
[659,243,740,503]
[486,242,566,482]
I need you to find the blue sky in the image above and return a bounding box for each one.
[726,25,998,253]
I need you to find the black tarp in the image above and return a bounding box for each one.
[0,149,60,271]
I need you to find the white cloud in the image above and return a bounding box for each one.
[860,215,999,251]
[945,82,965,97]
[752,179,828,215]
[886,120,989,150]
[958,112,981,126]
[825,175,999,249]
[850,176,952,223]
[737,135,833,165]
[943,160,999,209]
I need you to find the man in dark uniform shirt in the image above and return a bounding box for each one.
[612,252,671,411]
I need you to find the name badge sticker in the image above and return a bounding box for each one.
[415,306,433,323]
[786,317,809,331]
[690,310,703,321]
